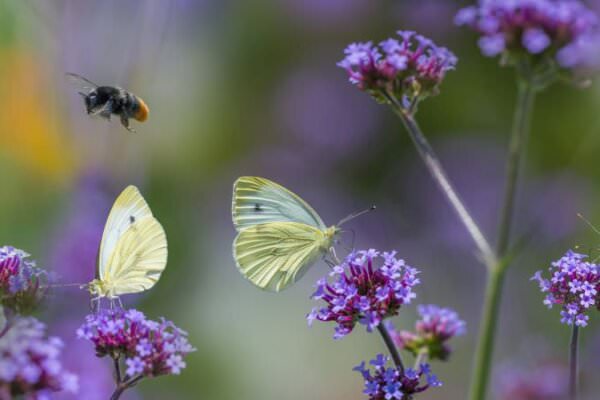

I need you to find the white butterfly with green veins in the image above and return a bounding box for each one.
[232,176,342,292]
[87,185,168,299]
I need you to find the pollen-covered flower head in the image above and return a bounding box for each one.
[0,317,78,398]
[0,246,47,314]
[307,249,420,339]
[338,31,457,109]
[353,354,442,399]
[455,0,599,78]
[531,250,600,327]
[77,308,195,379]
[387,304,466,361]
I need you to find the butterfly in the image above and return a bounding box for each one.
[232,176,374,292]
[87,185,168,300]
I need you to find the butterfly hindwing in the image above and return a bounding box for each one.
[233,222,328,292]
[102,216,167,296]
[232,176,326,232]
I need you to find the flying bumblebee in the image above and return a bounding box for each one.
[66,73,149,132]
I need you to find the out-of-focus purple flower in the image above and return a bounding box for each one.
[0,246,47,314]
[354,354,442,399]
[531,250,600,327]
[307,249,420,339]
[52,318,120,400]
[274,64,380,161]
[338,31,457,108]
[0,317,78,397]
[456,0,599,73]
[387,304,466,361]
[48,171,111,288]
[495,361,567,399]
[77,308,195,379]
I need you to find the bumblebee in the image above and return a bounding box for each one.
[67,73,149,132]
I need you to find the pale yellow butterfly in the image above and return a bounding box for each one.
[232,176,372,292]
[87,185,168,299]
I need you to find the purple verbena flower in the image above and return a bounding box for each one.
[307,249,420,339]
[354,354,442,399]
[455,0,600,74]
[0,317,78,397]
[495,361,567,399]
[531,250,600,327]
[386,304,466,361]
[338,31,457,107]
[0,246,47,314]
[77,308,195,379]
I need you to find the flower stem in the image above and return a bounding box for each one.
[495,81,536,259]
[569,325,579,400]
[377,323,405,373]
[110,386,127,400]
[386,94,496,269]
[469,81,536,400]
[413,349,427,370]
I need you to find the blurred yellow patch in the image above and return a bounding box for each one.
[0,49,75,182]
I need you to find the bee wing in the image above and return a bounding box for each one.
[66,72,98,93]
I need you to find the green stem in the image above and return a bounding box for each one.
[569,325,579,400]
[413,349,427,370]
[468,268,506,400]
[377,323,405,373]
[469,81,536,400]
[386,94,496,269]
[495,82,536,259]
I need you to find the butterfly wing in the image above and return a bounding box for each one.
[233,221,330,292]
[232,176,327,232]
[97,186,153,281]
[101,216,168,296]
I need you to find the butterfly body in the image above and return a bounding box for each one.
[232,177,339,292]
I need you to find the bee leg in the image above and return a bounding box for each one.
[120,115,136,133]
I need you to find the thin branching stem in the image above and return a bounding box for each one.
[377,323,405,373]
[385,92,497,269]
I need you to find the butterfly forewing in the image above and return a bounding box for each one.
[233,222,327,291]
[98,186,153,280]
[232,177,327,232]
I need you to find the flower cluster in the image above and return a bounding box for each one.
[387,304,466,361]
[0,317,78,398]
[354,354,442,399]
[455,0,599,72]
[0,246,47,314]
[337,31,457,108]
[77,308,195,379]
[531,250,599,327]
[307,249,420,339]
[495,361,567,400]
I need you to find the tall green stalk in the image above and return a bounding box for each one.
[569,325,580,400]
[468,81,536,400]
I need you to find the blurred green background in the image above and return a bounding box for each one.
[1,0,600,399]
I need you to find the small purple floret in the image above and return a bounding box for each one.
[531,250,600,327]
[0,246,47,313]
[354,354,442,399]
[307,249,420,339]
[456,0,599,70]
[77,308,195,378]
[338,31,457,106]
[0,317,78,397]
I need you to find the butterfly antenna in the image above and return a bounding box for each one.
[337,205,376,227]
[46,282,86,289]
[577,213,600,235]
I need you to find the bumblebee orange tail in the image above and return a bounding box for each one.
[134,97,149,122]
